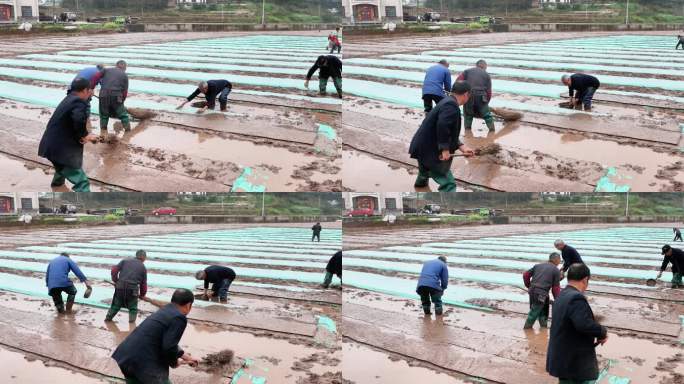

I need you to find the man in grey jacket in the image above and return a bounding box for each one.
[99,60,131,141]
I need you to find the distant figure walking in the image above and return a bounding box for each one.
[673,227,682,242]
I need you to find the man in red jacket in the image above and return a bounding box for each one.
[523,252,561,329]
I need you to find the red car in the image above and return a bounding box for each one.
[152,207,176,216]
[346,208,374,217]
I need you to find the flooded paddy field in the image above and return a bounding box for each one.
[342,223,684,383]
[342,31,684,192]
[0,222,342,383]
[0,32,341,192]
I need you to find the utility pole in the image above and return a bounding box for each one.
[261,0,265,25]
[261,192,266,217]
[625,0,629,25]
[625,191,630,217]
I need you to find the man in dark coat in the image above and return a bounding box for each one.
[409,81,475,192]
[99,60,131,141]
[312,222,322,242]
[677,35,684,50]
[658,245,684,288]
[105,250,148,323]
[546,263,608,384]
[38,77,99,192]
[322,251,342,288]
[177,79,233,113]
[305,55,342,98]
[673,228,682,242]
[561,73,600,112]
[554,239,584,279]
[195,265,236,303]
[112,289,199,384]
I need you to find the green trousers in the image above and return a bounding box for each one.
[672,272,683,288]
[51,164,90,192]
[323,272,333,288]
[100,104,131,131]
[525,293,550,328]
[106,294,139,323]
[415,160,456,192]
[464,104,495,129]
[319,76,342,97]
[559,380,595,384]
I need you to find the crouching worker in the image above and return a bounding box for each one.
[416,256,449,316]
[523,252,561,329]
[177,80,233,113]
[106,250,148,323]
[305,55,343,99]
[38,77,99,192]
[46,252,92,314]
[195,265,236,303]
[112,288,199,384]
[322,251,342,288]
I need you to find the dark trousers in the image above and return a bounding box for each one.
[577,87,597,109]
[422,94,443,113]
[674,233,682,241]
[417,286,443,314]
[49,285,77,312]
[330,43,341,54]
[677,41,683,50]
[312,233,321,242]
[211,278,233,300]
[120,365,172,384]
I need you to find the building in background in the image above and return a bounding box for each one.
[0,193,40,214]
[0,0,39,22]
[342,0,403,23]
[343,192,404,215]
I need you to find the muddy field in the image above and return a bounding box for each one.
[0,222,342,383]
[342,31,684,192]
[342,223,684,383]
[0,32,341,192]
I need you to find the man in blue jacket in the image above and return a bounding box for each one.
[421,59,452,113]
[46,252,92,314]
[416,256,449,315]
[546,263,608,384]
[112,288,199,384]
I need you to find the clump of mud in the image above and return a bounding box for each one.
[475,143,502,156]
[296,371,344,384]
[200,349,234,370]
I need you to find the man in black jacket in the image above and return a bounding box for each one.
[305,55,342,99]
[408,81,475,192]
[546,263,608,384]
[673,228,682,242]
[554,239,584,279]
[677,35,684,50]
[177,79,233,113]
[322,251,342,289]
[658,245,683,288]
[112,289,199,384]
[312,222,322,242]
[38,77,99,192]
[195,265,236,303]
[561,73,600,112]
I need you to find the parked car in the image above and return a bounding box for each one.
[421,204,441,215]
[403,15,418,22]
[346,208,374,217]
[59,204,78,214]
[423,12,441,22]
[152,207,177,216]
[59,12,78,22]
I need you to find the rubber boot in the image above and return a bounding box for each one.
[486,120,496,131]
[464,116,473,130]
[128,312,137,323]
[56,304,65,314]
[523,321,533,329]
[65,299,74,313]
[422,305,431,315]
[539,318,548,328]
[122,121,131,132]
[99,129,108,143]
[435,308,443,316]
